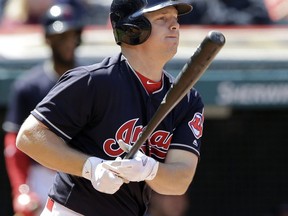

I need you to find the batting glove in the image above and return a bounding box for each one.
[102,140,159,182]
[82,157,124,194]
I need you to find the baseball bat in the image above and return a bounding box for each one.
[125,30,226,159]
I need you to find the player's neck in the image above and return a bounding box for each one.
[135,71,162,94]
[122,50,164,81]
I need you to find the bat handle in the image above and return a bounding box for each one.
[124,147,137,159]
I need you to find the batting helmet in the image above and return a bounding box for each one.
[110,0,192,45]
[42,3,85,36]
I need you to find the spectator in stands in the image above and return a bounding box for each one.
[179,0,272,25]
[264,0,288,24]
[2,2,86,215]
[178,0,208,25]
[1,0,89,27]
[1,0,53,26]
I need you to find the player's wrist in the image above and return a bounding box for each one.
[82,157,103,180]
[132,151,159,181]
[145,158,159,181]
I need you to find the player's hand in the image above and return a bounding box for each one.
[92,163,124,194]
[102,140,159,182]
[82,157,124,194]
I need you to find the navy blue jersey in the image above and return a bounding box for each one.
[2,62,58,133]
[31,53,204,216]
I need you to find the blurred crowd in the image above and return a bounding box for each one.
[0,0,287,27]
[0,0,112,27]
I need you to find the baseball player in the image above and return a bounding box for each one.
[16,0,204,215]
[3,2,85,216]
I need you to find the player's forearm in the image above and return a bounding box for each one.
[146,162,195,195]
[16,114,89,177]
[147,150,198,195]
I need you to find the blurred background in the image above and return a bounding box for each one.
[0,0,288,216]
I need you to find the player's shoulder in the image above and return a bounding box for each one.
[56,54,124,91]
[66,53,129,85]
[76,53,122,76]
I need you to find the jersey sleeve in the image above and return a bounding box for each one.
[31,67,97,142]
[170,89,204,157]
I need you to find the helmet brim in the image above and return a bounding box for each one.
[133,1,192,18]
[45,21,83,35]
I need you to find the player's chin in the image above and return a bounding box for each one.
[165,38,179,49]
[165,48,178,60]
[166,42,178,53]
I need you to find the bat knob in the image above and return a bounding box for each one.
[208,31,226,45]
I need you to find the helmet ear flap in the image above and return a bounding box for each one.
[121,23,142,38]
[114,15,152,45]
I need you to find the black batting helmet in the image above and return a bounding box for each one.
[110,0,192,45]
[42,3,85,36]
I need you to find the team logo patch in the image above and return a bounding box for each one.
[103,118,172,159]
[188,112,204,139]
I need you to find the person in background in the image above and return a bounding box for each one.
[15,0,204,215]
[2,2,86,215]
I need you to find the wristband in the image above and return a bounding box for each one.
[82,157,103,180]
